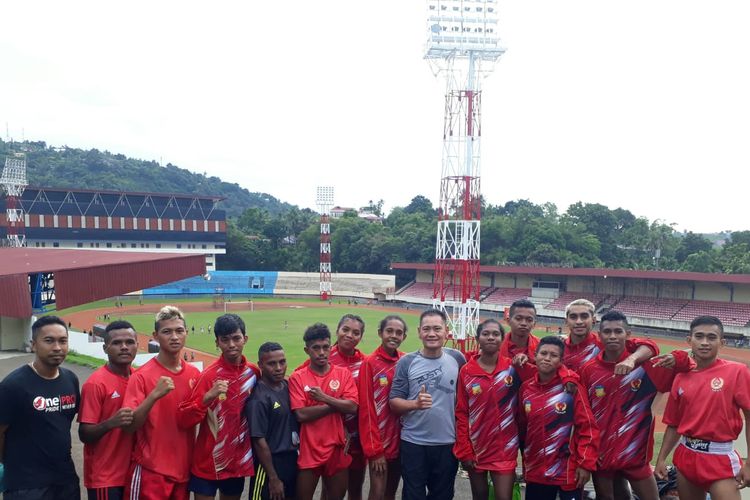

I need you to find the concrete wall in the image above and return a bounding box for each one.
[694,282,732,302]
[0,316,32,351]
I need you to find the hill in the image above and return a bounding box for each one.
[0,139,293,217]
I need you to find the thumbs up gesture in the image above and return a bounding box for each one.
[415,384,432,410]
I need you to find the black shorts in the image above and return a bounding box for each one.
[188,475,246,496]
[4,482,81,500]
[87,486,124,500]
[249,451,298,500]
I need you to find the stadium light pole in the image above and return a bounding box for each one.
[316,186,334,301]
[0,152,28,247]
[425,0,505,352]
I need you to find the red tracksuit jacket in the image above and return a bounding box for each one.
[177,355,260,480]
[358,346,404,460]
[519,374,599,490]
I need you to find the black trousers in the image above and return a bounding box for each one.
[400,440,458,500]
[525,482,584,500]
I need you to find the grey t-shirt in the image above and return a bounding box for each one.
[389,348,466,446]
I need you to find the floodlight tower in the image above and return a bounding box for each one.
[1,152,28,247]
[425,0,505,351]
[316,186,334,300]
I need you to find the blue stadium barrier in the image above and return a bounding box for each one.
[144,271,278,295]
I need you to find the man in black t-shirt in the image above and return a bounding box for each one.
[246,342,299,500]
[0,315,81,500]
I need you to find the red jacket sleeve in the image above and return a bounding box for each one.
[453,369,475,462]
[358,358,385,459]
[626,337,659,357]
[643,349,695,393]
[78,378,105,424]
[176,369,213,429]
[572,381,599,471]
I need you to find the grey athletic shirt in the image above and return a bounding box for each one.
[389,348,466,446]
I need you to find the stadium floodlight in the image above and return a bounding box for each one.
[1,153,28,247]
[425,0,505,62]
[316,186,334,215]
[425,0,505,351]
[316,186,334,300]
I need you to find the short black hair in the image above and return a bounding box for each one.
[104,320,135,344]
[378,315,408,334]
[303,323,331,344]
[690,315,724,336]
[31,315,68,340]
[337,314,365,335]
[258,341,284,360]
[600,310,629,327]
[214,314,246,337]
[420,308,448,326]
[475,319,505,339]
[536,335,565,355]
[509,299,536,318]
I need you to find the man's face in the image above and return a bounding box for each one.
[154,318,187,355]
[688,324,722,364]
[105,329,138,366]
[216,328,247,364]
[336,319,363,352]
[509,307,536,337]
[566,305,595,339]
[378,319,406,352]
[477,322,503,354]
[418,314,447,350]
[598,320,630,354]
[304,338,331,368]
[535,343,563,376]
[32,323,69,367]
[259,349,287,383]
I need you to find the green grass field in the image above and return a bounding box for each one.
[117,305,435,367]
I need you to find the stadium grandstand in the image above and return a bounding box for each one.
[0,186,226,270]
[392,263,750,336]
[146,271,395,301]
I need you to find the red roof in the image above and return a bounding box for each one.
[390,262,750,285]
[0,248,206,317]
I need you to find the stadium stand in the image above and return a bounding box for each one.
[397,282,439,300]
[608,296,688,321]
[483,288,532,306]
[144,271,278,295]
[545,292,610,312]
[672,300,750,327]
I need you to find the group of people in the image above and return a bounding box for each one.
[0,299,749,500]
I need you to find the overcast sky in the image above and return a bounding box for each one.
[2,1,749,233]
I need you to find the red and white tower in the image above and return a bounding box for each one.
[425,0,505,351]
[316,186,334,300]
[1,152,28,247]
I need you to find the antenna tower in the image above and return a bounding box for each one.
[316,186,334,300]
[425,0,505,352]
[1,152,28,247]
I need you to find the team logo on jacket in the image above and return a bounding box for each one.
[471,383,482,395]
[378,375,389,387]
[524,400,531,414]
[329,379,340,391]
[554,402,567,414]
[630,379,642,391]
[594,385,606,397]
[710,377,724,391]
[503,375,514,387]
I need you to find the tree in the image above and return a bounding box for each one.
[404,195,435,216]
[675,232,713,263]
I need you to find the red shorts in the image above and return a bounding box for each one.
[475,459,517,475]
[596,462,653,482]
[674,443,742,492]
[303,446,352,478]
[124,463,189,500]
